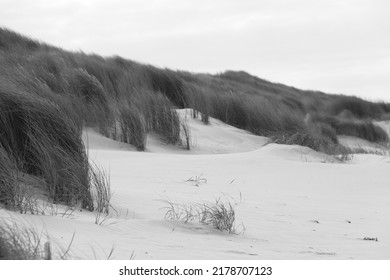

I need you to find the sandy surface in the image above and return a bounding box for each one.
[1,110,389,259]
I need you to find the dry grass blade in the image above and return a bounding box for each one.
[185,174,207,186]
[60,231,76,260]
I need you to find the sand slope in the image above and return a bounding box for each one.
[1,111,389,259]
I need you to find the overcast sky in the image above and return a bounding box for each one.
[1,0,389,101]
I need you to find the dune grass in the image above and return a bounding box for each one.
[164,198,237,233]
[0,81,93,210]
[0,148,18,209]
[0,219,53,260]
[326,95,390,119]
[118,103,147,151]
[147,67,188,108]
[0,217,77,260]
[310,114,389,143]
[89,163,112,225]
[1,26,389,161]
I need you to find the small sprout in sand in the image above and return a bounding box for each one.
[185,174,207,187]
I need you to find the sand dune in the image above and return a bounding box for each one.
[1,112,389,259]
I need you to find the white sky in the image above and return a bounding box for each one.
[1,0,390,101]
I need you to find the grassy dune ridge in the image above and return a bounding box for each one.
[0,27,389,213]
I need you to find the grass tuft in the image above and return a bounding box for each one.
[0,83,93,210]
[311,114,389,143]
[164,198,238,233]
[118,104,147,151]
[89,163,113,225]
[0,220,49,260]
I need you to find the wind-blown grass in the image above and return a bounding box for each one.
[147,67,187,108]
[0,26,389,158]
[89,163,113,225]
[310,114,389,143]
[0,83,93,210]
[327,95,390,119]
[68,68,113,135]
[0,148,18,208]
[118,103,147,151]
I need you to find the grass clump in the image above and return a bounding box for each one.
[89,163,113,225]
[0,148,18,209]
[0,218,76,260]
[90,163,111,215]
[118,104,147,151]
[305,114,339,145]
[27,51,68,94]
[0,27,41,51]
[183,83,211,124]
[164,198,237,233]
[335,120,388,143]
[68,68,114,136]
[0,220,50,260]
[199,200,236,233]
[147,67,187,108]
[70,68,109,111]
[0,84,93,210]
[141,92,181,145]
[272,132,336,154]
[327,95,390,119]
[72,53,122,97]
[311,114,389,143]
